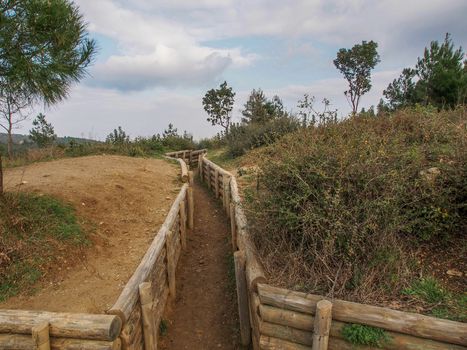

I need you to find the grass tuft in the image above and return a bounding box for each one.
[341,324,390,348]
[403,277,447,304]
[0,192,87,301]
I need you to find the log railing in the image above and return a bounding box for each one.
[108,155,194,350]
[165,149,206,169]
[198,154,467,350]
[0,157,194,350]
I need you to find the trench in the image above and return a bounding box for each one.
[159,180,242,350]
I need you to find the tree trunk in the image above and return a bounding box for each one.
[0,152,4,197]
[7,111,13,160]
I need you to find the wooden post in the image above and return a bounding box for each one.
[198,155,203,180]
[312,300,332,350]
[215,169,220,198]
[207,166,212,189]
[234,251,251,346]
[139,282,156,350]
[230,203,237,251]
[166,230,176,298]
[224,177,231,217]
[188,187,194,229]
[179,200,187,250]
[32,322,50,350]
[188,171,194,188]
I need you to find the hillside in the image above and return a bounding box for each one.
[0,155,180,312]
[0,132,98,146]
[221,107,466,321]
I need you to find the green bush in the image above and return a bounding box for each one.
[226,116,300,157]
[246,106,466,302]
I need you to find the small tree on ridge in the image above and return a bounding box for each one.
[333,40,380,115]
[202,81,235,135]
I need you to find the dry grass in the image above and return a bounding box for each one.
[242,106,466,319]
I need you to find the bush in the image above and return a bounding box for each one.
[246,106,466,302]
[226,116,300,157]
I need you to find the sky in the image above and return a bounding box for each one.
[21,0,467,140]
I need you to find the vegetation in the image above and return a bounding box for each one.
[29,114,57,147]
[106,126,130,145]
[221,90,299,157]
[403,277,466,321]
[0,0,96,194]
[341,324,389,348]
[334,40,380,115]
[1,122,202,170]
[0,192,87,301]
[243,106,466,310]
[226,116,300,157]
[202,81,236,135]
[241,89,288,124]
[382,34,466,110]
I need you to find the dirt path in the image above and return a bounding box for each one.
[160,181,241,350]
[1,155,180,313]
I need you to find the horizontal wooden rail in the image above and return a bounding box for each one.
[0,311,121,341]
[0,334,121,350]
[108,184,188,323]
[162,156,188,182]
[259,304,466,350]
[257,283,467,347]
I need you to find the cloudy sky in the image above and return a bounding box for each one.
[23,0,467,140]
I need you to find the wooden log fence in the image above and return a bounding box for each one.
[197,153,467,350]
[165,149,207,169]
[1,157,193,350]
[2,152,465,350]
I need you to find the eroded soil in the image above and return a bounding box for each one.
[1,155,180,313]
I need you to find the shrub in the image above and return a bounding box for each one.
[246,106,466,302]
[226,116,300,157]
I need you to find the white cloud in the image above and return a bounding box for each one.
[77,0,256,91]
[14,0,464,140]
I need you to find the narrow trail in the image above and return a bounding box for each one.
[160,180,242,350]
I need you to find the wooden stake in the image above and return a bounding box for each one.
[166,230,176,298]
[139,282,156,350]
[230,203,237,251]
[214,169,219,198]
[188,187,194,229]
[224,177,231,217]
[32,322,50,350]
[234,251,251,346]
[312,300,332,350]
[198,155,203,180]
[207,165,212,189]
[179,200,187,250]
[188,171,194,188]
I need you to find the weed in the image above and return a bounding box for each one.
[341,324,390,348]
[403,277,467,322]
[159,319,168,336]
[0,192,87,301]
[403,277,447,304]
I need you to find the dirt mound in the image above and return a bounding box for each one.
[1,155,180,313]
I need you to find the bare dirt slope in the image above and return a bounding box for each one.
[160,181,241,349]
[1,155,180,313]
